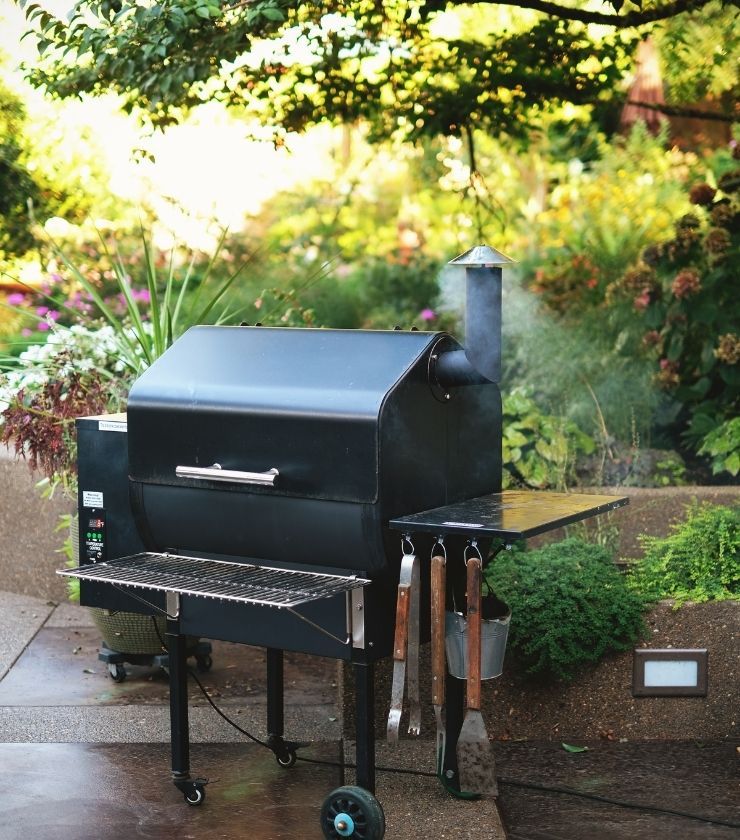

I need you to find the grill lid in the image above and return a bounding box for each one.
[127,326,439,503]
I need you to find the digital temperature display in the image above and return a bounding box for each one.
[88,518,105,530]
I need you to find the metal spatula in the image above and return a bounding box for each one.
[431,553,446,773]
[456,554,498,796]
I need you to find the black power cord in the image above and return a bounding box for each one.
[153,619,740,830]
[498,778,740,830]
[189,666,437,779]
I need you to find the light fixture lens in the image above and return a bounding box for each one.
[643,659,698,688]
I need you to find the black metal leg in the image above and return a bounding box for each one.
[266,647,301,767]
[167,621,190,779]
[167,618,208,804]
[266,647,284,739]
[442,673,465,789]
[354,661,375,794]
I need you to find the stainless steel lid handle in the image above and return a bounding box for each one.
[175,464,279,486]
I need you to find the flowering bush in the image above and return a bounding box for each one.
[610,162,740,472]
[0,325,140,494]
[519,122,693,314]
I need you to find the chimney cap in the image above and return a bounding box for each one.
[448,244,514,267]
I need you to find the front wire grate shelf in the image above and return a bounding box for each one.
[58,552,370,609]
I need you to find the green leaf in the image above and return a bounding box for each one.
[561,743,589,753]
[260,6,285,21]
[724,452,740,476]
[504,429,529,448]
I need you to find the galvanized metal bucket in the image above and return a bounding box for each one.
[445,607,510,681]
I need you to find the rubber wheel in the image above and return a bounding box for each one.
[320,786,385,839]
[108,664,126,683]
[184,785,205,806]
[276,749,297,768]
[196,654,213,673]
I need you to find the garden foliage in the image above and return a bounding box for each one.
[0,79,48,262]
[629,503,740,606]
[21,1,637,141]
[485,538,645,681]
[522,122,692,312]
[609,160,740,472]
[502,388,594,490]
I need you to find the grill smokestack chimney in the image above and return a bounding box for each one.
[434,244,514,387]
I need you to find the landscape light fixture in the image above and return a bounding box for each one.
[632,648,708,697]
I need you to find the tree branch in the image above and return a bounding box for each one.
[627,99,738,122]
[465,0,717,28]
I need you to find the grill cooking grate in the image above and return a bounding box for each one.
[59,552,370,609]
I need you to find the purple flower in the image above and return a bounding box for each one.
[21,328,32,337]
[48,310,60,321]
[36,306,49,316]
[132,288,151,303]
[36,321,50,332]
[7,293,26,306]
[420,308,436,321]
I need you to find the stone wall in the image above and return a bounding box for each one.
[343,600,739,743]
[0,456,72,602]
[528,485,740,559]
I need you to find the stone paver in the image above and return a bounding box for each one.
[0,591,54,680]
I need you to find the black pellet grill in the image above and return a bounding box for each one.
[62,246,627,839]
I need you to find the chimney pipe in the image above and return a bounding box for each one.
[434,244,514,388]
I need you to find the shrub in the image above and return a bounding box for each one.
[628,503,740,606]
[485,538,645,681]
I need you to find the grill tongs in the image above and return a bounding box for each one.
[387,542,421,741]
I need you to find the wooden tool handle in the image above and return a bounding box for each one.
[466,557,482,710]
[431,555,446,705]
[393,584,410,662]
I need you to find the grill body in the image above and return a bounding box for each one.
[71,320,626,826]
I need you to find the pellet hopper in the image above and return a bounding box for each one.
[62,245,627,839]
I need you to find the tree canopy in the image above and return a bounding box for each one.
[18,0,737,142]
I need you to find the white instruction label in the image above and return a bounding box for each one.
[83,491,104,508]
[98,420,127,433]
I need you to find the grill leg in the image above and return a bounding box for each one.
[167,624,190,778]
[442,673,465,790]
[167,621,208,804]
[266,648,301,768]
[354,661,375,794]
[266,647,284,739]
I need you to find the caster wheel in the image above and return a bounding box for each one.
[320,786,385,839]
[196,654,213,673]
[184,785,206,806]
[276,749,297,768]
[108,663,126,682]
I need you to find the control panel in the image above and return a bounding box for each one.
[82,508,106,564]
